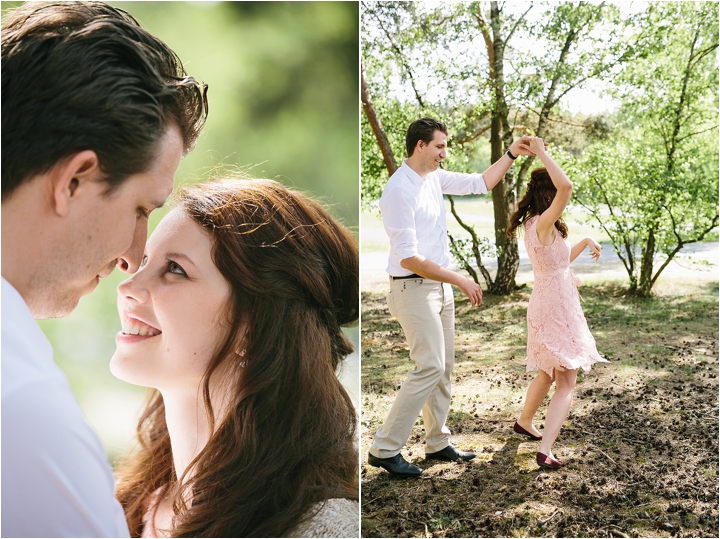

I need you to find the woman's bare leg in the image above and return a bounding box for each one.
[516,369,554,438]
[539,368,578,458]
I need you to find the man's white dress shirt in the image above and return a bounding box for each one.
[1,277,130,537]
[380,160,488,276]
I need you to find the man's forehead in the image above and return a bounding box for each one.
[119,172,173,208]
[432,131,447,145]
[156,182,174,206]
[140,177,173,207]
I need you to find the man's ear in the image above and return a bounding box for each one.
[51,150,101,217]
[416,140,426,154]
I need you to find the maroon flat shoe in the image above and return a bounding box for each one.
[513,421,542,441]
[536,452,563,469]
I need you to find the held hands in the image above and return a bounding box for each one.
[459,277,483,307]
[586,238,602,261]
[511,136,549,157]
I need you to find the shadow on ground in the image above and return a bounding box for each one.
[361,281,719,538]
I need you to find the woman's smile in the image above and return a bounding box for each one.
[110,208,231,392]
[116,313,162,346]
[121,314,161,337]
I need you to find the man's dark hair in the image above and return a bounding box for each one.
[1,1,208,200]
[405,117,448,157]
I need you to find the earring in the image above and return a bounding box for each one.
[236,349,247,368]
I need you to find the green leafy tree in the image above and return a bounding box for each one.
[361,1,637,294]
[568,1,719,296]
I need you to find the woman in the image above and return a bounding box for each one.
[111,179,359,537]
[506,138,607,469]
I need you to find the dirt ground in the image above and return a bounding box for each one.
[361,280,719,538]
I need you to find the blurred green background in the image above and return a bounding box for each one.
[2,1,359,465]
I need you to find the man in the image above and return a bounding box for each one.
[1,2,207,536]
[368,118,535,477]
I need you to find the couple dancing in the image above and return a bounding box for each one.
[2,3,358,538]
[367,118,607,477]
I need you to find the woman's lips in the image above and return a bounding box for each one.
[115,331,159,344]
[121,316,161,337]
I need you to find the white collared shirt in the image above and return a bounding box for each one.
[1,277,130,537]
[380,160,487,276]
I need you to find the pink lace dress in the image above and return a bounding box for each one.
[524,215,607,375]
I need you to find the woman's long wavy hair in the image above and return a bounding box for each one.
[115,179,359,537]
[507,167,568,239]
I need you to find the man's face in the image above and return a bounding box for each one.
[31,125,183,319]
[421,130,447,172]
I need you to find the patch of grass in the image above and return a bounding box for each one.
[361,277,719,538]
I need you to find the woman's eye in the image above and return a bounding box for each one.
[167,260,187,276]
[140,255,148,268]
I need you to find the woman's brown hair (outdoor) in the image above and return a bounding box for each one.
[115,178,359,537]
[507,167,569,239]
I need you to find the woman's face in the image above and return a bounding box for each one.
[110,208,232,392]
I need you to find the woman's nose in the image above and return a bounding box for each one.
[117,271,150,304]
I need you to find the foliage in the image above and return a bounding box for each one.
[567,1,719,296]
[361,1,639,294]
[568,130,718,295]
[361,99,418,211]
[113,1,360,226]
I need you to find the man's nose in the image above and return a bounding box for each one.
[117,219,148,274]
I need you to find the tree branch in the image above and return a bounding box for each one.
[505,5,532,44]
[474,6,494,79]
[668,26,700,172]
[361,56,398,176]
[688,42,718,71]
[448,195,494,288]
[650,208,719,288]
[368,8,426,108]
[576,197,634,278]
[676,124,719,143]
[594,176,636,276]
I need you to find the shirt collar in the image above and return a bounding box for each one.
[400,160,425,186]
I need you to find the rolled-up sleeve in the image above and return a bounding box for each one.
[437,169,487,195]
[380,186,418,262]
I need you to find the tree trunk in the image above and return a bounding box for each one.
[361,56,398,176]
[486,2,518,295]
[447,195,494,288]
[637,228,656,297]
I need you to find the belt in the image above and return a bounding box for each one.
[391,273,422,280]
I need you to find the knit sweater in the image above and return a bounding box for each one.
[289,498,359,538]
[141,494,358,537]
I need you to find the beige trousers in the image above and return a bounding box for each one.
[369,277,454,458]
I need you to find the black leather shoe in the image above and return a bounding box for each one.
[367,452,423,477]
[425,444,476,461]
